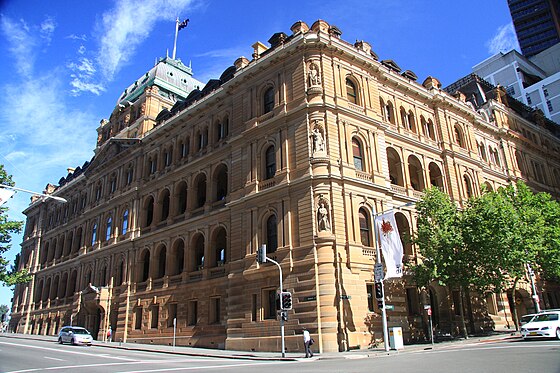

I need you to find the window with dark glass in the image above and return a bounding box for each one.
[352,138,364,171]
[358,208,371,246]
[91,223,97,246]
[265,146,276,179]
[122,209,129,235]
[346,78,357,104]
[266,215,278,253]
[105,217,112,241]
[263,87,274,114]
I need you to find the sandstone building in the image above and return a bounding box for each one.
[10,20,560,353]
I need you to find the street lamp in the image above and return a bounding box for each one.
[0,184,67,203]
[372,201,415,352]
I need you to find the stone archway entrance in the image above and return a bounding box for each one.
[77,284,110,340]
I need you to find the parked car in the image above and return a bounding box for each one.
[520,311,560,340]
[519,313,536,326]
[57,326,93,346]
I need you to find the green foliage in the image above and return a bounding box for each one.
[0,164,29,286]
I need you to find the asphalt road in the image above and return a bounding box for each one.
[0,337,558,373]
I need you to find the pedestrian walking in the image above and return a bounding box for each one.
[303,328,313,358]
[107,326,112,342]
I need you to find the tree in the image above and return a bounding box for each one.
[411,187,471,338]
[460,181,560,330]
[0,164,30,286]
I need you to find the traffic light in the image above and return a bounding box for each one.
[281,291,293,310]
[257,244,267,264]
[374,282,384,308]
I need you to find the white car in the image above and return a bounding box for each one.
[520,311,560,340]
[57,326,93,346]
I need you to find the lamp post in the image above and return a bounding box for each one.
[372,201,415,352]
[0,184,67,203]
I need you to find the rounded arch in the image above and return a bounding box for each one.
[263,143,277,180]
[261,84,275,115]
[170,238,185,275]
[351,136,366,171]
[155,243,167,279]
[138,248,151,282]
[143,195,155,227]
[114,255,125,286]
[407,154,425,191]
[428,162,444,189]
[454,123,466,148]
[158,188,171,222]
[481,181,494,193]
[35,279,44,304]
[212,163,228,202]
[43,277,51,302]
[191,232,205,271]
[174,180,188,216]
[210,225,228,267]
[262,211,279,254]
[192,173,207,209]
[358,206,372,247]
[59,272,68,299]
[394,212,412,256]
[50,274,60,300]
[345,76,359,104]
[407,110,417,133]
[463,173,474,199]
[387,147,404,186]
[67,270,78,297]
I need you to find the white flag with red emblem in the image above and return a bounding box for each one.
[375,211,404,278]
[0,188,15,206]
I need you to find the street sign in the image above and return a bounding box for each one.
[374,263,384,281]
[385,304,394,311]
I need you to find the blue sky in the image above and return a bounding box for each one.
[0,0,518,310]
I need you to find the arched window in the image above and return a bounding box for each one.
[387,147,404,186]
[395,212,412,256]
[358,208,371,246]
[407,111,416,133]
[156,245,166,279]
[160,189,170,222]
[116,260,124,285]
[193,174,207,209]
[122,209,129,235]
[140,250,150,282]
[172,240,185,275]
[265,145,276,179]
[194,234,205,270]
[477,142,487,161]
[463,174,473,198]
[214,228,227,266]
[176,181,188,215]
[407,155,425,191]
[352,138,364,171]
[105,217,112,241]
[144,196,154,227]
[428,162,444,189]
[346,78,357,104]
[164,147,173,167]
[454,124,465,148]
[126,164,134,186]
[266,215,278,253]
[91,223,98,246]
[263,87,275,114]
[214,164,228,201]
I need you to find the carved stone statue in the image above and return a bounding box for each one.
[317,202,331,231]
[308,63,321,86]
[312,127,325,153]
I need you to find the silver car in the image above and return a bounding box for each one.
[57,326,93,346]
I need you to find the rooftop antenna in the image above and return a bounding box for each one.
[172,17,190,60]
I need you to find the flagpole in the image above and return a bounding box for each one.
[0,184,67,203]
[172,17,179,60]
[373,201,415,352]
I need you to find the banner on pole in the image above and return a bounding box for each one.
[0,188,15,206]
[375,211,404,278]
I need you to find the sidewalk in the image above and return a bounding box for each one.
[0,330,521,361]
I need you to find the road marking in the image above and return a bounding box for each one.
[43,357,64,361]
[0,340,136,360]
[114,360,299,373]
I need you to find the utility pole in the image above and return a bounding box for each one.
[257,244,287,357]
[372,202,415,352]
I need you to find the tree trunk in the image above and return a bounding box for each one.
[511,277,520,331]
[458,286,469,339]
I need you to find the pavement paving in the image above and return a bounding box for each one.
[0,330,522,361]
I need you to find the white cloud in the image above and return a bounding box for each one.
[487,23,520,55]
[95,0,195,80]
[0,16,37,75]
[40,16,56,44]
[66,34,87,41]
